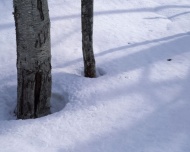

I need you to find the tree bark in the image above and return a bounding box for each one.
[81,0,96,78]
[13,0,52,119]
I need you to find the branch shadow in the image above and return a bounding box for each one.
[169,11,190,19]
[145,11,190,20]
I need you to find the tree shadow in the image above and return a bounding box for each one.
[97,33,190,75]
[0,74,17,120]
[96,32,190,58]
[54,32,190,70]
[2,4,190,30]
[51,5,190,21]
[52,27,80,48]
[0,23,14,30]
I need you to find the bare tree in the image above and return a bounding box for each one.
[81,0,96,78]
[13,0,52,119]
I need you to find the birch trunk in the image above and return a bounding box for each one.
[81,0,96,78]
[13,0,52,119]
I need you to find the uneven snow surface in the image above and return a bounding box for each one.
[0,0,190,152]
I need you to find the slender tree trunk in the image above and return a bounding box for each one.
[13,0,52,119]
[81,0,96,78]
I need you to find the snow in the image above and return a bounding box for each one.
[0,0,190,151]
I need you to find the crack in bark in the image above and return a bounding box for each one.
[34,71,42,118]
[19,71,24,118]
[35,22,49,48]
[37,0,44,20]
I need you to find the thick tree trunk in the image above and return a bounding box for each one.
[13,0,52,119]
[81,0,96,78]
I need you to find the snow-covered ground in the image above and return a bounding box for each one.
[0,0,190,151]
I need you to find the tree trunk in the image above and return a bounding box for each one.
[81,0,96,78]
[13,0,52,119]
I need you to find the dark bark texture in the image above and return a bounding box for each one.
[82,0,96,78]
[13,0,52,119]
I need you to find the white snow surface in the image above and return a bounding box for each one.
[0,0,190,151]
